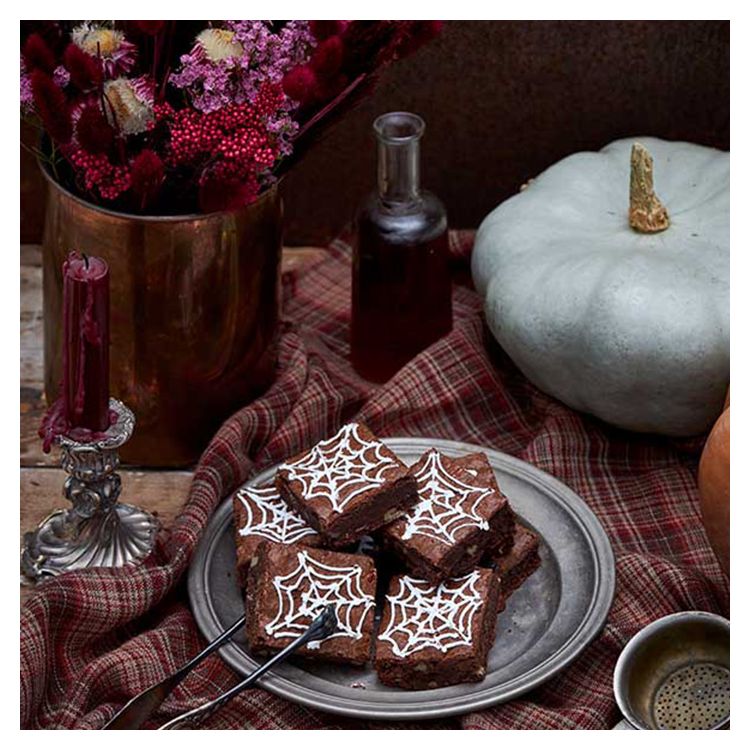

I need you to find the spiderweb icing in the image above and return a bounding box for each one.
[236,487,316,544]
[279,423,401,514]
[400,451,491,544]
[378,571,484,657]
[265,550,375,649]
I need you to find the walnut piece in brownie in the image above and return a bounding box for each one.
[375,568,501,689]
[246,543,377,666]
[232,485,322,585]
[485,521,541,610]
[276,423,418,546]
[382,450,513,583]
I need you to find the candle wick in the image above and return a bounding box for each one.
[82,253,90,270]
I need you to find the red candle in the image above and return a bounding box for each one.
[62,251,110,431]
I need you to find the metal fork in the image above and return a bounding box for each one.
[158,606,338,730]
[103,614,247,729]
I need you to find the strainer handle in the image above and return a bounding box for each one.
[612,718,636,730]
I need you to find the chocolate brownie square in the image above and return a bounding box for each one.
[276,423,418,546]
[246,543,377,666]
[232,485,322,585]
[381,450,513,583]
[485,522,541,610]
[375,568,501,689]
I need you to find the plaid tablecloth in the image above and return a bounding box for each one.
[20,231,728,729]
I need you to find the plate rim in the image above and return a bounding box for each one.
[188,436,616,720]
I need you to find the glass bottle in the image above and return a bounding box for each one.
[351,112,452,382]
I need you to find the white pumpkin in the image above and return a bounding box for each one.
[472,137,729,436]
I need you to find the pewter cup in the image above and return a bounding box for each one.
[613,611,730,730]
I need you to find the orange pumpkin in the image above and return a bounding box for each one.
[698,395,730,575]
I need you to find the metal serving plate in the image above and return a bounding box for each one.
[188,438,615,720]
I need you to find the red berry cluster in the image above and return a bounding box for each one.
[158,83,283,210]
[68,149,131,200]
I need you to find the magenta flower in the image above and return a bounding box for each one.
[171,21,315,113]
[70,23,137,78]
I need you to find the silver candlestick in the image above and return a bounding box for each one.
[21,399,160,582]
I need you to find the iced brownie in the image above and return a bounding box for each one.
[232,485,321,585]
[246,543,377,666]
[276,423,418,546]
[375,568,501,689]
[485,522,541,608]
[382,450,513,583]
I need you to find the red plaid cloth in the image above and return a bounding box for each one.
[20,231,728,729]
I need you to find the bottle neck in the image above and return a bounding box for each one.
[374,112,424,206]
[378,138,420,204]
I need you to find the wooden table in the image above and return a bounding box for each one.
[20,244,325,607]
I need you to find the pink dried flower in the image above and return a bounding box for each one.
[103,76,155,135]
[171,21,314,113]
[71,23,137,77]
[194,28,244,61]
[20,58,33,111]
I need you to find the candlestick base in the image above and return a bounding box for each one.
[21,399,160,583]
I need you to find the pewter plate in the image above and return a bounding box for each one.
[188,438,615,720]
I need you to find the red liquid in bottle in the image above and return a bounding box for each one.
[351,112,453,383]
[352,209,452,382]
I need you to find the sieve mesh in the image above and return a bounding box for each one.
[652,663,729,730]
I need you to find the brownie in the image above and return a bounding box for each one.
[485,522,541,610]
[381,450,514,583]
[375,568,501,689]
[232,485,322,586]
[246,542,377,666]
[276,423,418,547]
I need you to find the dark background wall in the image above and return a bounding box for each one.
[280,20,729,244]
[21,20,729,245]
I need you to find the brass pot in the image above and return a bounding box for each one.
[42,173,282,467]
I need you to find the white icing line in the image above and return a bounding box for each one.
[279,423,401,514]
[265,550,375,649]
[400,451,491,544]
[378,571,483,657]
[236,486,317,544]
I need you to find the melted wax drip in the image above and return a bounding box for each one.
[39,398,117,453]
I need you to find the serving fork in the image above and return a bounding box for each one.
[103,605,337,730]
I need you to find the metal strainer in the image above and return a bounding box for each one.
[613,611,730,730]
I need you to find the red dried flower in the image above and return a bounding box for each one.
[199,174,259,213]
[130,149,164,208]
[68,149,130,200]
[31,70,72,144]
[133,21,165,35]
[63,43,103,90]
[22,33,56,74]
[398,21,444,56]
[282,65,318,104]
[75,104,114,153]
[311,36,344,78]
[253,82,285,118]
[309,21,348,41]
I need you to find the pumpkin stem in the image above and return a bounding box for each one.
[629,142,670,233]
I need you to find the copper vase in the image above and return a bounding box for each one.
[42,174,282,467]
